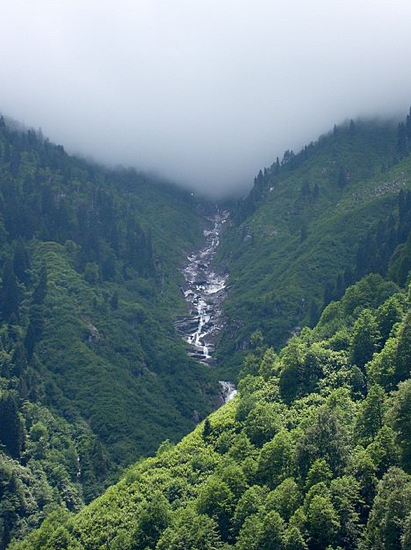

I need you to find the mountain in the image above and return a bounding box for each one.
[215,115,411,377]
[0,117,220,546]
[3,109,411,549]
[12,273,411,549]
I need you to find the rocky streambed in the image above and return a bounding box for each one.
[175,209,237,403]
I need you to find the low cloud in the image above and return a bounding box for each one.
[1,1,411,197]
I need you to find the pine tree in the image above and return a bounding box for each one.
[309,301,319,327]
[203,418,212,440]
[11,341,28,377]
[395,311,411,384]
[13,239,31,285]
[25,305,44,361]
[1,258,19,321]
[0,392,25,458]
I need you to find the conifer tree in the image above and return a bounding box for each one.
[0,392,25,458]
[1,258,19,321]
[13,238,31,285]
[395,311,411,384]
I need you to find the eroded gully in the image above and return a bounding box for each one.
[175,208,237,404]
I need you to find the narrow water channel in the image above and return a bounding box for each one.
[175,208,237,403]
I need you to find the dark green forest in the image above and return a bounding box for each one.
[0,117,219,547]
[1,109,411,549]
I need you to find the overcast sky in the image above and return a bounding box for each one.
[1,1,411,197]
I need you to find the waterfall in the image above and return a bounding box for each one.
[175,208,237,404]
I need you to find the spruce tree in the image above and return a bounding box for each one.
[13,239,31,285]
[0,392,25,458]
[395,311,411,384]
[1,258,19,321]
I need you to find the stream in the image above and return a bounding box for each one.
[175,209,237,404]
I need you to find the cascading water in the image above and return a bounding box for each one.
[175,208,237,403]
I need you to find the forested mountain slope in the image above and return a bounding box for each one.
[216,115,411,375]
[14,272,411,549]
[0,118,218,546]
[4,110,411,549]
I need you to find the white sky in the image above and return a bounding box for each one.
[1,1,411,197]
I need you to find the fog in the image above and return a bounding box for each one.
[1,1,411,197]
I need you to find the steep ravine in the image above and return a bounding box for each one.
[175,208,237,403]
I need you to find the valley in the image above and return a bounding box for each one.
[3,110,411,549]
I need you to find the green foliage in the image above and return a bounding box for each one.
[259,510,286,550]
[284,526,308,550]
[355,385,386,445]
[267,478,302,521]
[216,116,411,376]
[375,293,405,344]
[366,425,401,478]
[1,259,19,322]
[197,477,234,541]
[232,485,266,535]
[130,492,171,550]
[13,274,411,550]
[391,380,411,472]
[7,113,411,550]
[236,514,264,550]
[157,507,224,550]
[306,495,340,550]
[0,117,220,546]
[350,309,380,369]
[305,460,333,491]
[258,431,296,488]
[297,404,350,478]
[330,476,362,548]
[394,310,411,383]
[364,467,411,549]
[0,392,25,458]
[244,402,283,447]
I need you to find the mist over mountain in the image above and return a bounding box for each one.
[2,1,411,197]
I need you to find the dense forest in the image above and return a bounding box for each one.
[0,117,219,547]
[1,109,411,549]
[12,273,411,549]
